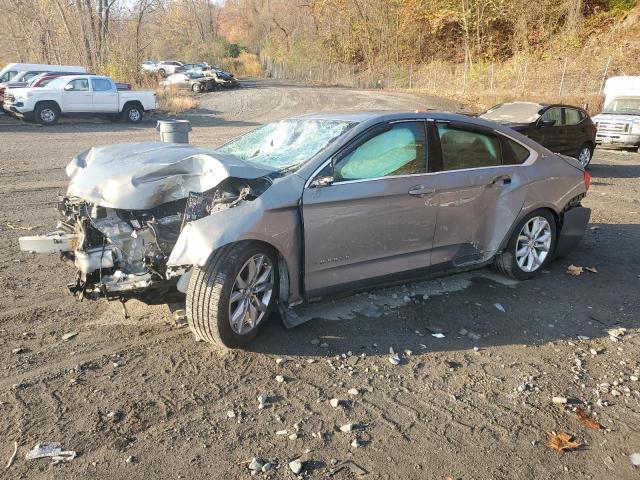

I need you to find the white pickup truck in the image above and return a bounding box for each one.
[592,76,640,151]
[3,75,157,125]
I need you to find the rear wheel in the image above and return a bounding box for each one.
[124,104,143,123]
[34,102,60,126]
[186,242,278,348]
[494,210,557,280]
[577,143,593,168]
[192,83,202,93]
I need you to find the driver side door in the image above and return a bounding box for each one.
[301,121,439,297]
[535,107,566,153]
[61,78,93,113]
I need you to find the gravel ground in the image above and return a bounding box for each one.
[0,80,638,480]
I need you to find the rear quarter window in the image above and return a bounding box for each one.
[500,137,531,165]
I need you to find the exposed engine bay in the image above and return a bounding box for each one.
[20,177,271,303]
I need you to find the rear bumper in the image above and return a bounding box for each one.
[554,206,591,258]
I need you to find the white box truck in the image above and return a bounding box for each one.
[592,76,640,151]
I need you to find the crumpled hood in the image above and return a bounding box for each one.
[65,142,275,210]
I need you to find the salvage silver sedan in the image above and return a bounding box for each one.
[20,112,592,348]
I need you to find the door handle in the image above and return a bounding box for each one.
[408,185,436,197]
[490,175,512,186]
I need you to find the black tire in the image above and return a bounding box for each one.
[186,242,279,348]
[576,142,593,168]
[123,104,143,123]
[34,102,60,126]
[192,83,201,93]
[494,209,557,281]
[158,68,166,77]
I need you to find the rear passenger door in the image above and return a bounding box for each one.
[430,121,531,267]
[562,108,587,157]
[91,78,119,112]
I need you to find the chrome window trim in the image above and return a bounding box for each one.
[304,121,538,189]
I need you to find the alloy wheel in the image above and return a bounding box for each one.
[515,216,552,272]
[578,147,591,167]
[228,254,274,335]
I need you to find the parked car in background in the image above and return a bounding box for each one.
[0,63,86,83]
[18,112,591,348]
[141,61,158,73]
[155,61,186,77]
[480,102,597,167]
[1,71,86,103]
[211,69,240,89]
[182,63,210,72]
[592,76,640,152]
[3,75,156,125]
[160,72,216,93]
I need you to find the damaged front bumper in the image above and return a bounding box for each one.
[19,179,267,303]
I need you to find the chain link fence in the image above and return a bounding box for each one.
[261,54,629,113]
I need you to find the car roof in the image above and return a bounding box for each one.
[292,111,489,124]
[494,100,586,111]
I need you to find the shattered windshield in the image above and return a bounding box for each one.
[217,119,354,170]
[603,98,640,115]
[481,102,543,123]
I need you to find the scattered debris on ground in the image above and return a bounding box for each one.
[25,442,77,465]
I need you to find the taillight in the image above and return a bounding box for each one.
[584,170,591,191]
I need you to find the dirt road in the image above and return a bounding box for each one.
[0,80,638,479]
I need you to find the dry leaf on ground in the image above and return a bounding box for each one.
[575,407,603,430]
[566,265,583,276]
[546,432,582,453]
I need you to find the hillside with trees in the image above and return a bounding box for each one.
[0,0,638,107]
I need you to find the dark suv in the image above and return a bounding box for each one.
[481,102,597,168]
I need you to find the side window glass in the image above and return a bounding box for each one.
[436,124,501,170]
[334,122,426,181]
[564,108,582,125]
[91,78,113,92]
[67,79,89,91]
[541,108,562,125]
[1,71,17,82]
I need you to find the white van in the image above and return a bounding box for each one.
[0,63,86,83]
[592,76,640,151]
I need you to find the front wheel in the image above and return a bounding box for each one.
[192,83,202,93]
[494,210,557,280]
[577,143,593,168]
[34,102,60,126]
[186,242,278,348]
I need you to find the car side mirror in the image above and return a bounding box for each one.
[539,119,556,127]
[311,175,334,188]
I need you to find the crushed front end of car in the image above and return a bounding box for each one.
[18,142,274,304]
